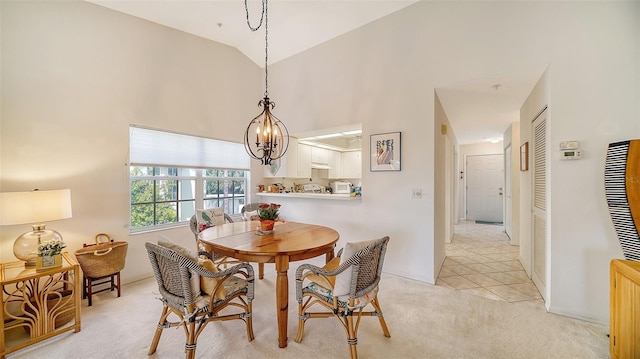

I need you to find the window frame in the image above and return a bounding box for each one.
[202,169,248,216]
[129,166,248,233]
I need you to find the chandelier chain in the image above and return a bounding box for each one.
[243,0,288,166]
[245,0,269,97]
[244,0,264,31]
[264,0,268,97]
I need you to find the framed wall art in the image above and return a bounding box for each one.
[370,131,401,172]
[520,142,529,171]
[268,158,281,176]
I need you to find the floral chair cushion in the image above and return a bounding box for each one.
[195,276,248,309]
[307,282,379,310]
[196,207,225,232]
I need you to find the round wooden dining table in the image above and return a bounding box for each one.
[197,220,339,348]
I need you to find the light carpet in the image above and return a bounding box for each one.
[7,261,609,359]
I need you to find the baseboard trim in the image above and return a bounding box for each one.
[548,306,608,326]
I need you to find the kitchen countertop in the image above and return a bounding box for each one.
[256,192,361,200]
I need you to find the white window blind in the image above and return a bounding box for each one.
[129,126,250,170]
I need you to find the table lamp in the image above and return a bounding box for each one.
[0,189,72,266]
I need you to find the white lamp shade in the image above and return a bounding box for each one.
[0,189,72,225]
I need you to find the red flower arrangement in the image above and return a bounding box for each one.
[258,203,281,220]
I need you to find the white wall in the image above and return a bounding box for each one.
[1,1,638,322]
[268,1,639,321]
[0,1,262,282]
[434,94,457,272]
[545,19,638,320]
[269,23,438,283]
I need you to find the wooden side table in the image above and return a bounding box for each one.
[610,259,640,359]
[1,252,81,359]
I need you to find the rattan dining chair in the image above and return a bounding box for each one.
[295,236,391,359]
[145,241,255,359]
[189,213,233,241]
[189,213,240,269]
[240,203,266,221]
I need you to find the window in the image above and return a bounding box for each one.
[130,166,247,231]
[203,169,247,215]
[129,126,250,232]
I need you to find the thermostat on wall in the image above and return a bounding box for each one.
[561,149,582,160]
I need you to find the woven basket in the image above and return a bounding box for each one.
[74,234,128,278]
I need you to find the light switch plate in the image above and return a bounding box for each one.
[559,141,579,150]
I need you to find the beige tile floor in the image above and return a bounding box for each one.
[436,220,543,304]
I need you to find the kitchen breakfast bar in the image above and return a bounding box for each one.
[255,193,362,228]
[256,192,361,200]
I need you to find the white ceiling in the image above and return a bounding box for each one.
[87,0,545,145]
[88,0,419,66]
[436,64,547,145]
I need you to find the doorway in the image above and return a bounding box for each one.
[466,154,504,223]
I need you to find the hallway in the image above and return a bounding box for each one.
[436,220,543,304]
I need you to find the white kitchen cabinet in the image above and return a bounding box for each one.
[311,147,329,166]
[264,138,299,178]
[297,144,312,178]
[341,150,362,179]
[328,150,343,178]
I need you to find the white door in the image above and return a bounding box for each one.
[504,145,513,239]
[466,154,504,223]
[531,109,548,300]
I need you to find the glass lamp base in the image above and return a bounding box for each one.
[13,224,63,266]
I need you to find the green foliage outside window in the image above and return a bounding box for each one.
[130,166,246,230]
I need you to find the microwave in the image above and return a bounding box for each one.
[331,181,352,194]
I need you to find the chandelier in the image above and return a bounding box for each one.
[243,0,289,166]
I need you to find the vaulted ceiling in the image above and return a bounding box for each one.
[88,0,418,66]
[88,0,544,145]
